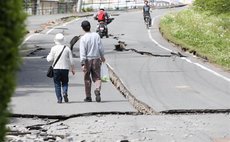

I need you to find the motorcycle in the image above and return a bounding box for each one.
[95,17,114,38]
[96,21,108,38]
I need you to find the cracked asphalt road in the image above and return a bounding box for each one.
[7,7,230,142]
[106,8,230,112]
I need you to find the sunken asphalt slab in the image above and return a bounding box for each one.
[7,9,230,142]
[11,13,137,116]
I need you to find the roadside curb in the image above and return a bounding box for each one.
[27,13,93,35]
[21,13,93,57]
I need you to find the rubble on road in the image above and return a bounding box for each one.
[6,114,230,142]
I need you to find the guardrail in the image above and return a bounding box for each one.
[24,1,186,15]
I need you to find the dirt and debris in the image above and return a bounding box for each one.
[6,114,230,142]
[13,11,230,142]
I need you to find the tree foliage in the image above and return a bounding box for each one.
[0,0,26,141]
[194,0,230,14]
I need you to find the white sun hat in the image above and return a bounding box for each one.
[54,33,65,45]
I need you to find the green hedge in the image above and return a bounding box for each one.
[0,0,26,141]
[194,0,230,14]
[160,9,230,70]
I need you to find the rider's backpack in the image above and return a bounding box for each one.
[97,10,105,21]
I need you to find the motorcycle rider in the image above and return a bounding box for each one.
[143,1,152,27]
[94,6,110,38]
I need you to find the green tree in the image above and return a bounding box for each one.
[0,0,26,141]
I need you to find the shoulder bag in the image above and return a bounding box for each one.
[47,46,66,78]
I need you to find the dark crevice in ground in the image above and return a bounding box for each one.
[108,59,229,115]
[159,27,209,62]
[26,47,45,57]
[8,112,140,139]
[108,64,230,115]
[11,111,140,120]
[161,109,230,114]
[108,57,230,115]
[107,64,159,115]
[20,45,47,57]
[114,41,186,58]
[7,130,65,141]
[109,41,230,115]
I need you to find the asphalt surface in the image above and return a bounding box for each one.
[105,9,230,112]
[7,114,230,142]
[8,8,230,142]
[13,7,230,115]
[26,14,74,32]
[12,13,137,116]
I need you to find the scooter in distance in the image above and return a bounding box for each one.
[95,18,114,38]
[96,21,108,38]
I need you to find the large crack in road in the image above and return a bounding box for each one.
[8,14,230,142]
[19,36,230,116]
[114,41,186,58]
[108,63,159,115]
[111,41,230,115]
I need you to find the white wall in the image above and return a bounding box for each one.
[155,0,193,4]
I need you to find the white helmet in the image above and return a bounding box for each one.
[99,5,105,10]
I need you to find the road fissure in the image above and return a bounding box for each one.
[114,41,185,58]
[107,63,159,115]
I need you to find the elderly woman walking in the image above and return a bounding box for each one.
[47,33,75,103]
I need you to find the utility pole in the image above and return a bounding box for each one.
[36,0,40,15]
[77,0,83,12]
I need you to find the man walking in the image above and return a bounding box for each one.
[79,20,106,102]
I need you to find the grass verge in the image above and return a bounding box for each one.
[159,8,230,70]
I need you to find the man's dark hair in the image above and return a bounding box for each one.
[81,20,91,32]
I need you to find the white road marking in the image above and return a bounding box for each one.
[148,16,230,82]
[46,28,55,35]
[181,57,230,82]
[148,30,172,52]
[23,18,80,44]
[22,33,40,44]
[176,85,191,89]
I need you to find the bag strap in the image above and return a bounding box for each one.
[52,46,66,67]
